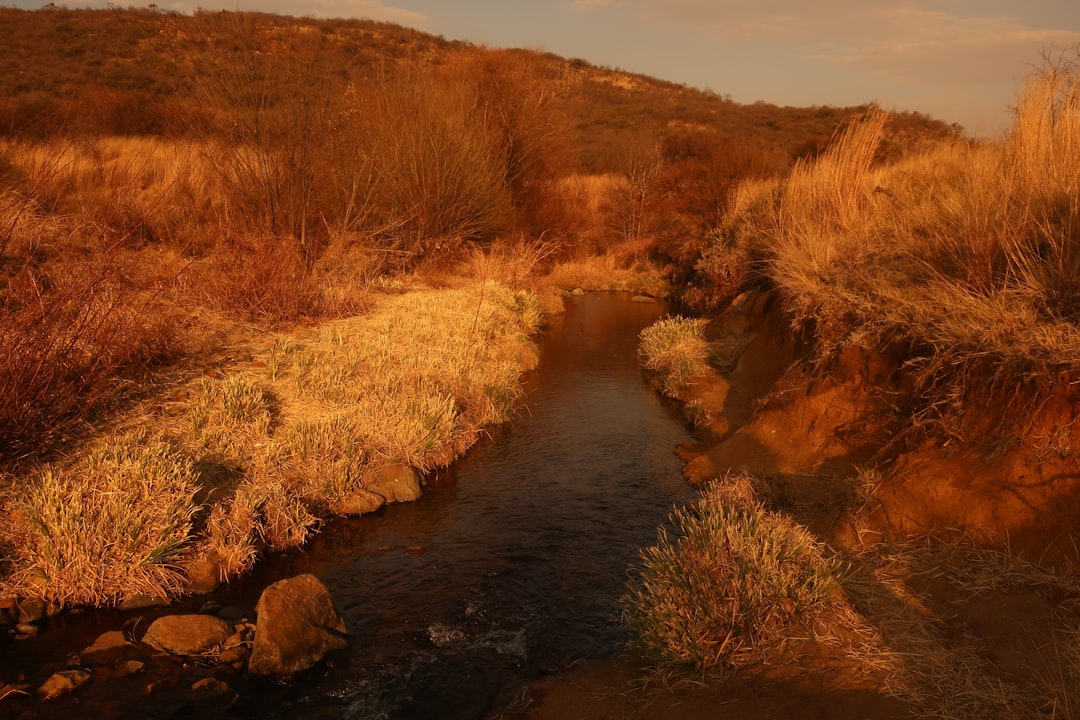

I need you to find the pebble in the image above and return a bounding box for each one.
[14,623,38,638]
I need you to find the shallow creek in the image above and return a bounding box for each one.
[3,292,697,719]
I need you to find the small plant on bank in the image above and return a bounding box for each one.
[7,431,198,607]
[622,476,843,677]
[638,315,710,398]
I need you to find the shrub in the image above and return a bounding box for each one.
[0,262,182,467]
[622,477,842,676]
[191,235,319,324]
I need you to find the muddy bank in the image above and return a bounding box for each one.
[678,291,1080,569]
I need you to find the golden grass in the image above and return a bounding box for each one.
[622,474,843,678]
[544,248,667,297]
[0,281,540,606]
[689,52,1080,447]
[6,431,198,606]
[191,282,540,576]
[638,315,710,398]
[713,53,1080,353]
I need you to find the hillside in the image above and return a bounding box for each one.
[0,6,957,172]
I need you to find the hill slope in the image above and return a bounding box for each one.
[0,6,957,173]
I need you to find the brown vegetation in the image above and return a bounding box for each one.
[0,4,940,471]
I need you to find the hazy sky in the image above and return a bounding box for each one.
[11,1,1080,135]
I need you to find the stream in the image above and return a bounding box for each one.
[4,292,697,719]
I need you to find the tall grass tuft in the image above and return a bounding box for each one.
[623,476,842,677]
[7,432,198,606]
[638,315,710,398]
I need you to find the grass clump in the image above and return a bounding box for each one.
[638,315,710,398]
[6,431,198,606]
[622,476,842,677]
[545,245,668,298]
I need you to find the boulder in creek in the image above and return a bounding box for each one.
[368,464,422,503]
[183,552,222,595]
[38,669,91,700]
[141,614,233,656]
[119,594,170,611]
[248,574,347,677]
[80,630,134,666]
[332,489,386,516]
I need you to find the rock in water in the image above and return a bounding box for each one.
[142,614,232,655]
[38,670,91,700]
[369,464,422,503]
[80,629,132,666]
[249,574,347,676]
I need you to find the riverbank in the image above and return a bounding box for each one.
[523,287,1080,719]
[0,280,543,614]
[535,60,1080,718]
[0,289,694,718]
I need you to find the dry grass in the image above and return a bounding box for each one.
[545,246,667,297]
[0,280,540,606]
[5,431,198,606]
[188,282,540,582]
[622,474,843,678]
[837,538,1080,719]
[638,315,711,398]
[694,51,1080,447]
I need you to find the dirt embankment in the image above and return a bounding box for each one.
[679,290,1080,569]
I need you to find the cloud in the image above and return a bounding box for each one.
[614,1,1080,86]
[567,0,625,11]
[803,9,1080,82]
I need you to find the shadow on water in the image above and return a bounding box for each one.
[4,292,698,720]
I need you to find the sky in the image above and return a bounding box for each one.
[11,1,1080,136]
